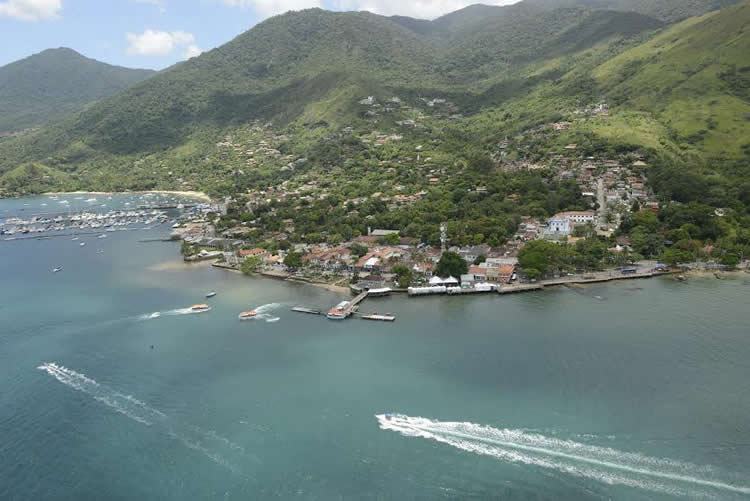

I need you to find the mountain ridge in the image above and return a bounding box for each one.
[0,48,155,134]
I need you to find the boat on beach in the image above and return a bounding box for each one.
[238,310,257,320]
[190,304,211,313]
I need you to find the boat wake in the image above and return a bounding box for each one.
[252,303,282,323]
[376,414,750,498]
[38,363,245,473]
[138,307,206,320]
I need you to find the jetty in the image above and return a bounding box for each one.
[360,313,396,322]
[291,306,322,315]
[325,290,370,320]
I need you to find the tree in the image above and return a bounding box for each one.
[240,255,262,275]
[349,243,368,258]
[435,251,468,278]
[720,252,740,268]
[379,233,400,245]
[473,254,486,265]
[392,264,413,288]
[660,248,693,266]
[284,251,303,270]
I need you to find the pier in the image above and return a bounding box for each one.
[291,306,322,315]
[325,290,370,320]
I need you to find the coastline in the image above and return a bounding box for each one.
[211,262,352,294]
[40,190,213,202]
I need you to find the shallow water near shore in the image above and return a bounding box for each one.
[2,195,750,500]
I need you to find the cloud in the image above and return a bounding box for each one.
[184,44,203,59]
[133,0,166,13]
[220,0,322,18]
[330,0,519,19]
[0,0,61,21]
[126,29,197,58]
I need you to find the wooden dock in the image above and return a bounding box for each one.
[360,313,396,322]
[497,284,545,294]
[292,306,322,315]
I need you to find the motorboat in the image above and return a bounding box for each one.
[205,291,217,298]
[238,310,257,320]
[190,304,211,313]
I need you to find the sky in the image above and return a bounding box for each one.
[0,0,520,70]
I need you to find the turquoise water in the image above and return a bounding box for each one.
[2,194,750,500]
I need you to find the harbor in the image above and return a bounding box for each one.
[0,208,171,238]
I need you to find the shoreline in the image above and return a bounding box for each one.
[38,190,213,202]
[211,262,352,294]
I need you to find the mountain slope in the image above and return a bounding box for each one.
[0,48,155,134]
[591,1,750,158]
[0,0,744,198]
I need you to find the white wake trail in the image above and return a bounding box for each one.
[38,363,244,472]
[377,414,750,497]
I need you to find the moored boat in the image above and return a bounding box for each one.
[326,301,351,320]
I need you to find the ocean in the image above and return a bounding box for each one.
[1,194,749,500]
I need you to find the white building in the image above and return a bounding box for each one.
[555,211,596,224]
[547,217,571,235]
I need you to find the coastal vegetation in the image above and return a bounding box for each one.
[0,0,748,276]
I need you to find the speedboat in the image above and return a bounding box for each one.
[190,304,211,313]
[205,291,217,298]
[238,310,257,320]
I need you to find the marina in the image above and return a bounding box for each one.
[0,208,171,238]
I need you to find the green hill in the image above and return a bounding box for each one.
[0,48,155,135]
[0,0,746,202]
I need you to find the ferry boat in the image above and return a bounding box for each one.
[205,291,217,298]
[326,301,351,320]
[190,304,211,313]
[238,310,257,320]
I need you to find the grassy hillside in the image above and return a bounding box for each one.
[0,0,746,203]
[593,2,750,158]
[0,48,154,134]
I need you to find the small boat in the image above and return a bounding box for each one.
[326,301,351,320]
[52,267,63,273]
[190,304,211,313]
[79,242,86,247]
[238,310,257,320]
[205,291,217,298]
[98,234,107,239]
